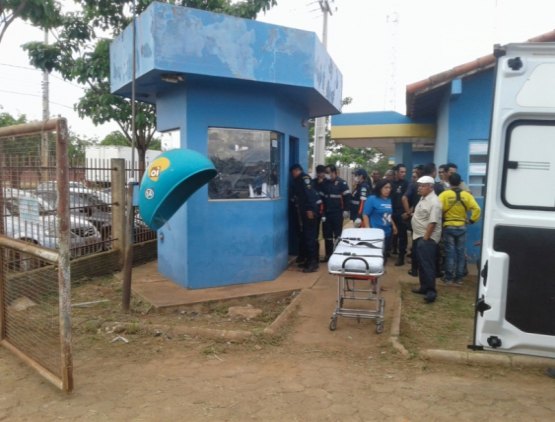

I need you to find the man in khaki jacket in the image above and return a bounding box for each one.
[410,176,443,304]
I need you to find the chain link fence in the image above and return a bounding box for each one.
[1,244,61,377]
[0,119,73,391]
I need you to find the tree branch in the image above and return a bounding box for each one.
[0,0,28,44]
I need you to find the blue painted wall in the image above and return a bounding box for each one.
[394,143,413,172]
[412,151,434,166]
[433,93,450,166]
[110,2,342,117]
[155,81,309,288]
[447,71,494,178]
[442,70,494,261]
[110,2,342,288]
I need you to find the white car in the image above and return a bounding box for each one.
[2,189,103,268]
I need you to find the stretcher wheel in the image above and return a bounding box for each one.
[375,321,384,334]
[329,318,337,331]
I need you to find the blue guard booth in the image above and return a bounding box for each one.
[110,2,342,289]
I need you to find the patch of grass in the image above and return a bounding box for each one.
[125,321,141,335]
[400,277,477,353]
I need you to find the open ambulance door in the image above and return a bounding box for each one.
[472,43,555,359]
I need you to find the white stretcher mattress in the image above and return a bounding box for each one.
[328,228,385,275]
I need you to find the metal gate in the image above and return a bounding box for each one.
[0,119,73,392]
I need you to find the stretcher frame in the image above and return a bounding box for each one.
[328,236,386,334]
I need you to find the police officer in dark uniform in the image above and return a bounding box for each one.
[350,168,370,227]
[313,165,327,261]
[391,164,409,266]
[290,164,320,273]
[321,164,351,262]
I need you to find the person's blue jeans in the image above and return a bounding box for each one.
[443,226,467,281]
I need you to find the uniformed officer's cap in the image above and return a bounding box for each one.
[290,164,303,172]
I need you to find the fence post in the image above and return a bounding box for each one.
[55,118,73,392]
[0,149,4,341]
[111,159,126,267]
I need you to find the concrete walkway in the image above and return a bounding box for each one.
[120,260,321,310]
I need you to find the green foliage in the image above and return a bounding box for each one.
[370,156,393,175]
[0,0,61,44]
[309,96,389,171]
[101,130,161,150]
[68,134,95,165]
[0,107,93,166]
[326,142,381,168]
[0,108,26,126]
[23,0,277,175]
[100,131,128,147]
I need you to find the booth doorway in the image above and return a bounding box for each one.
[288,136,300,256]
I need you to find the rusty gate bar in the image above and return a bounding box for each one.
[0,119,59,138]
[56,118,73,392]
[0,236,59,262]
[0,117,73,392]
[0,238,61,388]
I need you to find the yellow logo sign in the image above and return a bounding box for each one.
[148,157,171,182]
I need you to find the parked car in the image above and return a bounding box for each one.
[2,189,103,270]
[36,180,89,192]
[35,191,112,250]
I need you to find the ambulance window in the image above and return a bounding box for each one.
[207,128,281,200]
[502,121,555,210]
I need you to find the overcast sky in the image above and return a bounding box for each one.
[0,0,554,140]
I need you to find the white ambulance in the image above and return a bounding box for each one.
[472,43,555,358]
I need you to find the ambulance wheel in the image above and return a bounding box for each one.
[329,318,337,331]
[375,322,384,334]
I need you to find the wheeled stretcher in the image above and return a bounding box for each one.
[327,228,386,334]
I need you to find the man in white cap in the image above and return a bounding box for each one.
[410,175,443,303]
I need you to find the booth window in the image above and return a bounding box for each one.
[502,121,555,210]
[208,128,281,200]
[468,141,488,197]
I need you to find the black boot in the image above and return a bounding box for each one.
[303,261,319,273]
[394,254,405,266]
[295,256,306,264]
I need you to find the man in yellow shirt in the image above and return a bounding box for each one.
[438,173,481,285]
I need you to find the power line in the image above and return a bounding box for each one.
[0,88,74,110]
[0,63,83,89]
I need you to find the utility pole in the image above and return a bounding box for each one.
[312,0,334,174]
[41,28,50,177]
[384,6,400,111]
[122,0,138,312]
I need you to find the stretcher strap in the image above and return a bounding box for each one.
[339,238,383,249]
[334,252,383,258]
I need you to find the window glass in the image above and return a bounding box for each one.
[208,128,281,200]
[503,122,555,209]
[468,140,488,197]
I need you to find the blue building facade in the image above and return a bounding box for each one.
[431,71,495,260]
[110,2,342,288]
[331,66,497,261]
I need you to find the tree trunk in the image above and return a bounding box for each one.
[137,145,146,181]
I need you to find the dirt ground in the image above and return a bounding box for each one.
[1,262,554,421]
